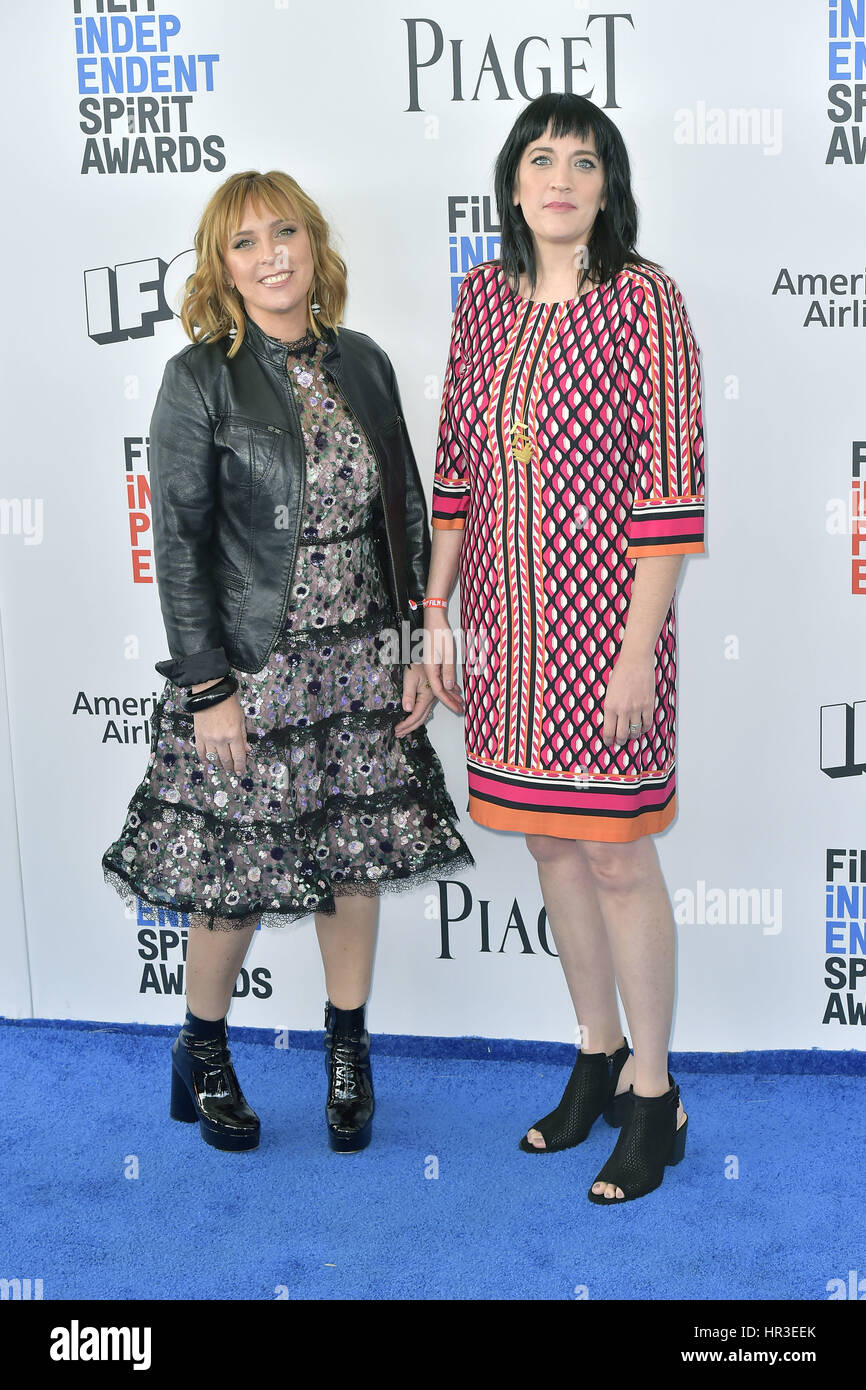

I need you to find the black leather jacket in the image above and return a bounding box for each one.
[149,311,431,689]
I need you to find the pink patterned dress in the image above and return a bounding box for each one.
[432,260,705,842]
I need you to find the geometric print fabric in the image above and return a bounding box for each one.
[432,261,705,842]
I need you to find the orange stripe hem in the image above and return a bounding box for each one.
[468,794,676,842]
[626,541,704,558]
[432,517,467,530]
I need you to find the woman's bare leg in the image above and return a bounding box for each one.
[580,838,674,1090]
[184,892,380,1021]
[524,834,685,1198]
[579,837,684,1199]
[315,894,380,1009]
[185,912,260,1020]
[523,835,627,1150]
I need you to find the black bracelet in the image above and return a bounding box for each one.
[181,674,239,713]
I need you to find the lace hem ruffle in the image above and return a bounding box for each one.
[102,840,477,931]
[102,704,477,925]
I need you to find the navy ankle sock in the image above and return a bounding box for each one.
[183,1007,226,1040]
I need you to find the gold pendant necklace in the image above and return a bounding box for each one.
[510,418,533,464]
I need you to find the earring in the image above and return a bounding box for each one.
[310,285,321,315]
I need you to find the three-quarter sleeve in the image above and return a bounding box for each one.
[432,272,474,530]
[620,271,705,559]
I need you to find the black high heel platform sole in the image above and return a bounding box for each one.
[170,1064,260,1152]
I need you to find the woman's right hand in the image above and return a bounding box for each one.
[190,679,250,775]
[422,611,464,716]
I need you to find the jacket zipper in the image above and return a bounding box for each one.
[258,357,308,664]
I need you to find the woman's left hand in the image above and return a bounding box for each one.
[602,652,656,747]
[394,662,436,738]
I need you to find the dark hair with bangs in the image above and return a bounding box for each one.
[494,93,661,296]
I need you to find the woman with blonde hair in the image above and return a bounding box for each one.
[102,169,474,1154]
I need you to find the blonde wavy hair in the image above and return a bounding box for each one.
[179,170,347,357]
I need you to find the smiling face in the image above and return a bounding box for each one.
[222,196,316,341]
[512,124,607,265]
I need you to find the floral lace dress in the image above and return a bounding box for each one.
[101,329,475,929]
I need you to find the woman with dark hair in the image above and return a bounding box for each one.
[425,94,705,1203]
[102,169,474,1154]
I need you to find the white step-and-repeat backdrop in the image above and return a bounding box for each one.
[0,0,863,1049]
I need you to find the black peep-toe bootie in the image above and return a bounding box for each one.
[587,1073,688,1204]
[169,1008,261,1151]
[324,1000,374,1152]
[519,1036,631,1154]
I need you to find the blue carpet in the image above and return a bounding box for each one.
[1,1019,863,1301]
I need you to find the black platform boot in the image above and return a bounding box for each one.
[169,1008,260,1152]
[323,1000,374,1153]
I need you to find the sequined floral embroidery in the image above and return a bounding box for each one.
[102,333,475,927]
